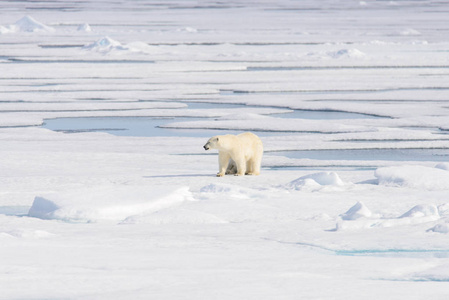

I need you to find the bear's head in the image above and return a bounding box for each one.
[203,136,220,151]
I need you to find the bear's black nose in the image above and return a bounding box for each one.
[203,145,209,150]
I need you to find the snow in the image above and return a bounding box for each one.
[428,223,449,234]
[1,16,55,33]
[285,171,346,191]
[375,165,449,190]
[436,162,449,171]
[314,48,367,59]
[77,23,92,32]
[336,202,442,231]
[83,37,134,54]
[1,0,449,299]
[340,202,373,220]
[400,204,440,219]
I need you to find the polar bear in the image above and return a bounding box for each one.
[203,132,263,177]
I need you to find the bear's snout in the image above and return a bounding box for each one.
[203,144,209,150]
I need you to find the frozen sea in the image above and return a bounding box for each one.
[2,0,449,299]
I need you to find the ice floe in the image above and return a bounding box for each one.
[2,0,449,298]
[161,115,374,133]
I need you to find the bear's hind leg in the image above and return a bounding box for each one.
[245,159,259,175]
[249,156,261,175]
[245,160,253,175]
[226,159,238,175]
[234,157,246,176]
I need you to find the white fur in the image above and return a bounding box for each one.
[203,132,263,177]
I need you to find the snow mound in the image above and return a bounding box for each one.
[83,37,156,55]
[340,202,372,220]
[177,27,198,33]
[337,203,441,231]
[77,23,92,32]
[435,162,449,171]
[5,16,56,33]
[400,28,421,36]
[400,204,439,219]
[286,172,346,190]
[375,165,449,190]
[83,37,127,53]
[0,26,10,34]
[437,203,449,216]
[328,49,366,59]
[28,186,193,223]
[428,223,449,234]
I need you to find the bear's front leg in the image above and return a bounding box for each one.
[217,152,230,177]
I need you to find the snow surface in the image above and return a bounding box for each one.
[2,1,449,299]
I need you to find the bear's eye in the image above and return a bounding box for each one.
[215,137,219,142]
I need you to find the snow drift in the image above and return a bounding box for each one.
[83,37,157,55]
[428,223,449,234]
[77,23,92,32]
[286,172,346,191]
[340,201,372,220]
[328,49,366,59]
[28,186,193,223]
[336,202,441,231]
[375,165,449,190]
[436,162,449,171]
[83,37,128,53]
